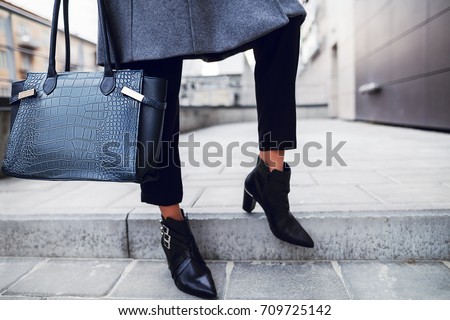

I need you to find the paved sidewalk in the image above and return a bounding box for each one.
[1,119,450,299]
[1,119,450,215]
[1,257,450,300]
[0,119,449,261]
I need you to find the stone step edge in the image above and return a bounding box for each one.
[1,209,449,260]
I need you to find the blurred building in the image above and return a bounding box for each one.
[0,0,97,103]
[0,0,97,176]
[180,53,257,107]
[298,0,450,130]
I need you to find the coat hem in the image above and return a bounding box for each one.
[98,12,306,65]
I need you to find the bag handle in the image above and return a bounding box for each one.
[97,0,115,94]
[43,0,119,95]
[63,0,70,71]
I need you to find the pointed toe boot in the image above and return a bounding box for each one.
[243,158,314,248]
[160,210,217,299]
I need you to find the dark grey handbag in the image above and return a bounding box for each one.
[2,0,167,183]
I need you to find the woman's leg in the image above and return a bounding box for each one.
[122,58,216,298]
[243,16,314,248]
[253,16,303,169]
[123,58,184,221]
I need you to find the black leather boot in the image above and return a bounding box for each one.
[160,210,217,299]
[243,158,314,248]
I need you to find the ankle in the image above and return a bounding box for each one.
[259,151,285,172]
[160,204,184,221]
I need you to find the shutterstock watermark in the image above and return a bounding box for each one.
[178,132,347,168]
[102,132,347,169]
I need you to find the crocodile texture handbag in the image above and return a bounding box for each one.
[1,0,167,183]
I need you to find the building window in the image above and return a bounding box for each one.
[0,50,7,70]
[22,53,31,69]
[0,83,10,97]
[78,43,84,69]
[0,16,6,33]
[41,29,50,46]
[18,23,30,37]
[19,53,33,78]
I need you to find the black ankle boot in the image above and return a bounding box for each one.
[243,158,314,248]
[160,210,217,299]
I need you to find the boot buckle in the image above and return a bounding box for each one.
[161,225,171,249]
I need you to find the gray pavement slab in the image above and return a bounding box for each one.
[106,186,202,209]
[184,177,243,188]
[360,183,450,204]
[0,179,72,193]
[194,186,243,207]
[286,172,319,185]
[0,179,132,215]
[4,258,130,297]
[289,185,380,205]
[0,257,43,292]
[32,182,136,211]
[0,258,449,299]
[108,260,227,299]
[225,261,349,300]
[310,170,394,185]
[378,168,450,184]
[0,181,86,212]
[339,261,450,299]
[104,188,147,209]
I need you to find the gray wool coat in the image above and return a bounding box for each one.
[98,0,306,64]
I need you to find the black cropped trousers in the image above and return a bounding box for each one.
[123,17,302,206]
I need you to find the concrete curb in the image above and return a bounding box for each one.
[1,210,449,260]
[0,214,128,258]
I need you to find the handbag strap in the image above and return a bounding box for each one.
[43,0,120,96]
[97,0,115,94]
[63,0,70,72]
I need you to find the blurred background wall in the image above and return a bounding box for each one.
[298,0,450,130]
